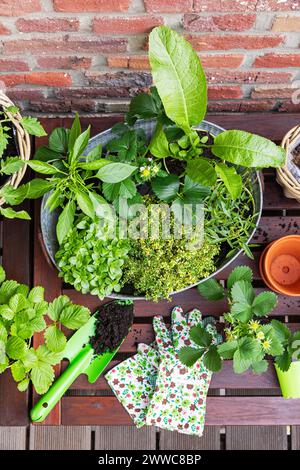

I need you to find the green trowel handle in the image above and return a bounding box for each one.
[30,345,94,423]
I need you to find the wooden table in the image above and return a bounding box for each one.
[1,113,300,430]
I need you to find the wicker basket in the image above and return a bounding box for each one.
[277,124,300,203]
[0,90,31,206]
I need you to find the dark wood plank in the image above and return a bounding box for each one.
[94,426,156,450]
[49,114,300,142]
[207,113,300,141]
[160,427,221,450]
[226,426,288,450]
[252,216,300,244]
[61,396,300,426]
[263,178,300,211]
[29,425,91,450]
[67,359,280,391]
[0,204,31,426]
[32,202,63,425]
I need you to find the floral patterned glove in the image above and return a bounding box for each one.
[145,306,213,436]
[105,343,159,428]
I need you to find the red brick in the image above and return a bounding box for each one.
[254,53,300,68]
[194,0,300,12]
[251,86,295,99]
[57,86,133,98]
[185,34,284,51]
[0,74,25,87]
[107,55,129,68]
[7,88,45,101]
[37,56,91,70]
[129,56,150,69]
[0,59,29,72]
[29,99,72,113]
[207,100,277,112]
[206,70,294,84]
[208,85,242,100]
[85,71,152,96]
[0,22,10,35]
[200,54,245,69]
[3,37,127,55]
[184,14,256,32]
[108,54,245,70]
[0,0,41,16]
[144,0,193,12]
[16,18,79,33]
[93,15,163,34]
[25,72,72,87]
[54,0,130,12]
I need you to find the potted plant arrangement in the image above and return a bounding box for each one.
[0,90,46,220]
[8,26,285,301]
[0,264,91,394]
[179,265,300,398]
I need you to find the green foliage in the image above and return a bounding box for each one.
[0,265,91,394]
[179,319,222,372]
[123,233,220,301]
[56,215,130,299]
[191,266,292,375]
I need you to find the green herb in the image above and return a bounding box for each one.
[56,215,130,299]
[180,266,287,375]
[0,265,91,394]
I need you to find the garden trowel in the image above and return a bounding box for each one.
[30,303,133,423]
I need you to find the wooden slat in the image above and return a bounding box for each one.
[263,178,300,211]
[29,425,91,450]
[54,114,300,142]
[67,359,280,392]
[0,427,27,450]
[159,428,221,450]
[32,202,63,425]
[226,426,288,450]
[291,426,300,449]
[94,426,156,450]
[0,205,31,426]
[253,216,300,244]
[206,113,300,141]
[61,396,300,426]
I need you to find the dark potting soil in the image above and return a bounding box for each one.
[292,143,300,168]
[89,301,134,355]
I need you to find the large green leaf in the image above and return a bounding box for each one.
[252,291,277,317]
[203,345,222,372]
[212,130,285,168]
[197,279,225,301]
[149,26,207,133]
[215,162,242,200]
[233,337,262,374]
[190,325,212,348]
[186,159,217,187]
[178,346,205,367]
[56,200,76,245]
[96,162,137,183]
[151,174,179,202]
[227,266,253,290]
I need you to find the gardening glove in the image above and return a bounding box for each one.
[105,342,159,428]
[145,306,215,436]
[105,306,203,428]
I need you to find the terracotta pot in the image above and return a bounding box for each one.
[260,235,300,296]
[275,362,300,398]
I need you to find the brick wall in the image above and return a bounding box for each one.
[0,0,299,115]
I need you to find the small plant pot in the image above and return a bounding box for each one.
[275,362,300,399]
[260,235,300,296]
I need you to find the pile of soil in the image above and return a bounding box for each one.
[292,144,300,168]
[90,301,134,354]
